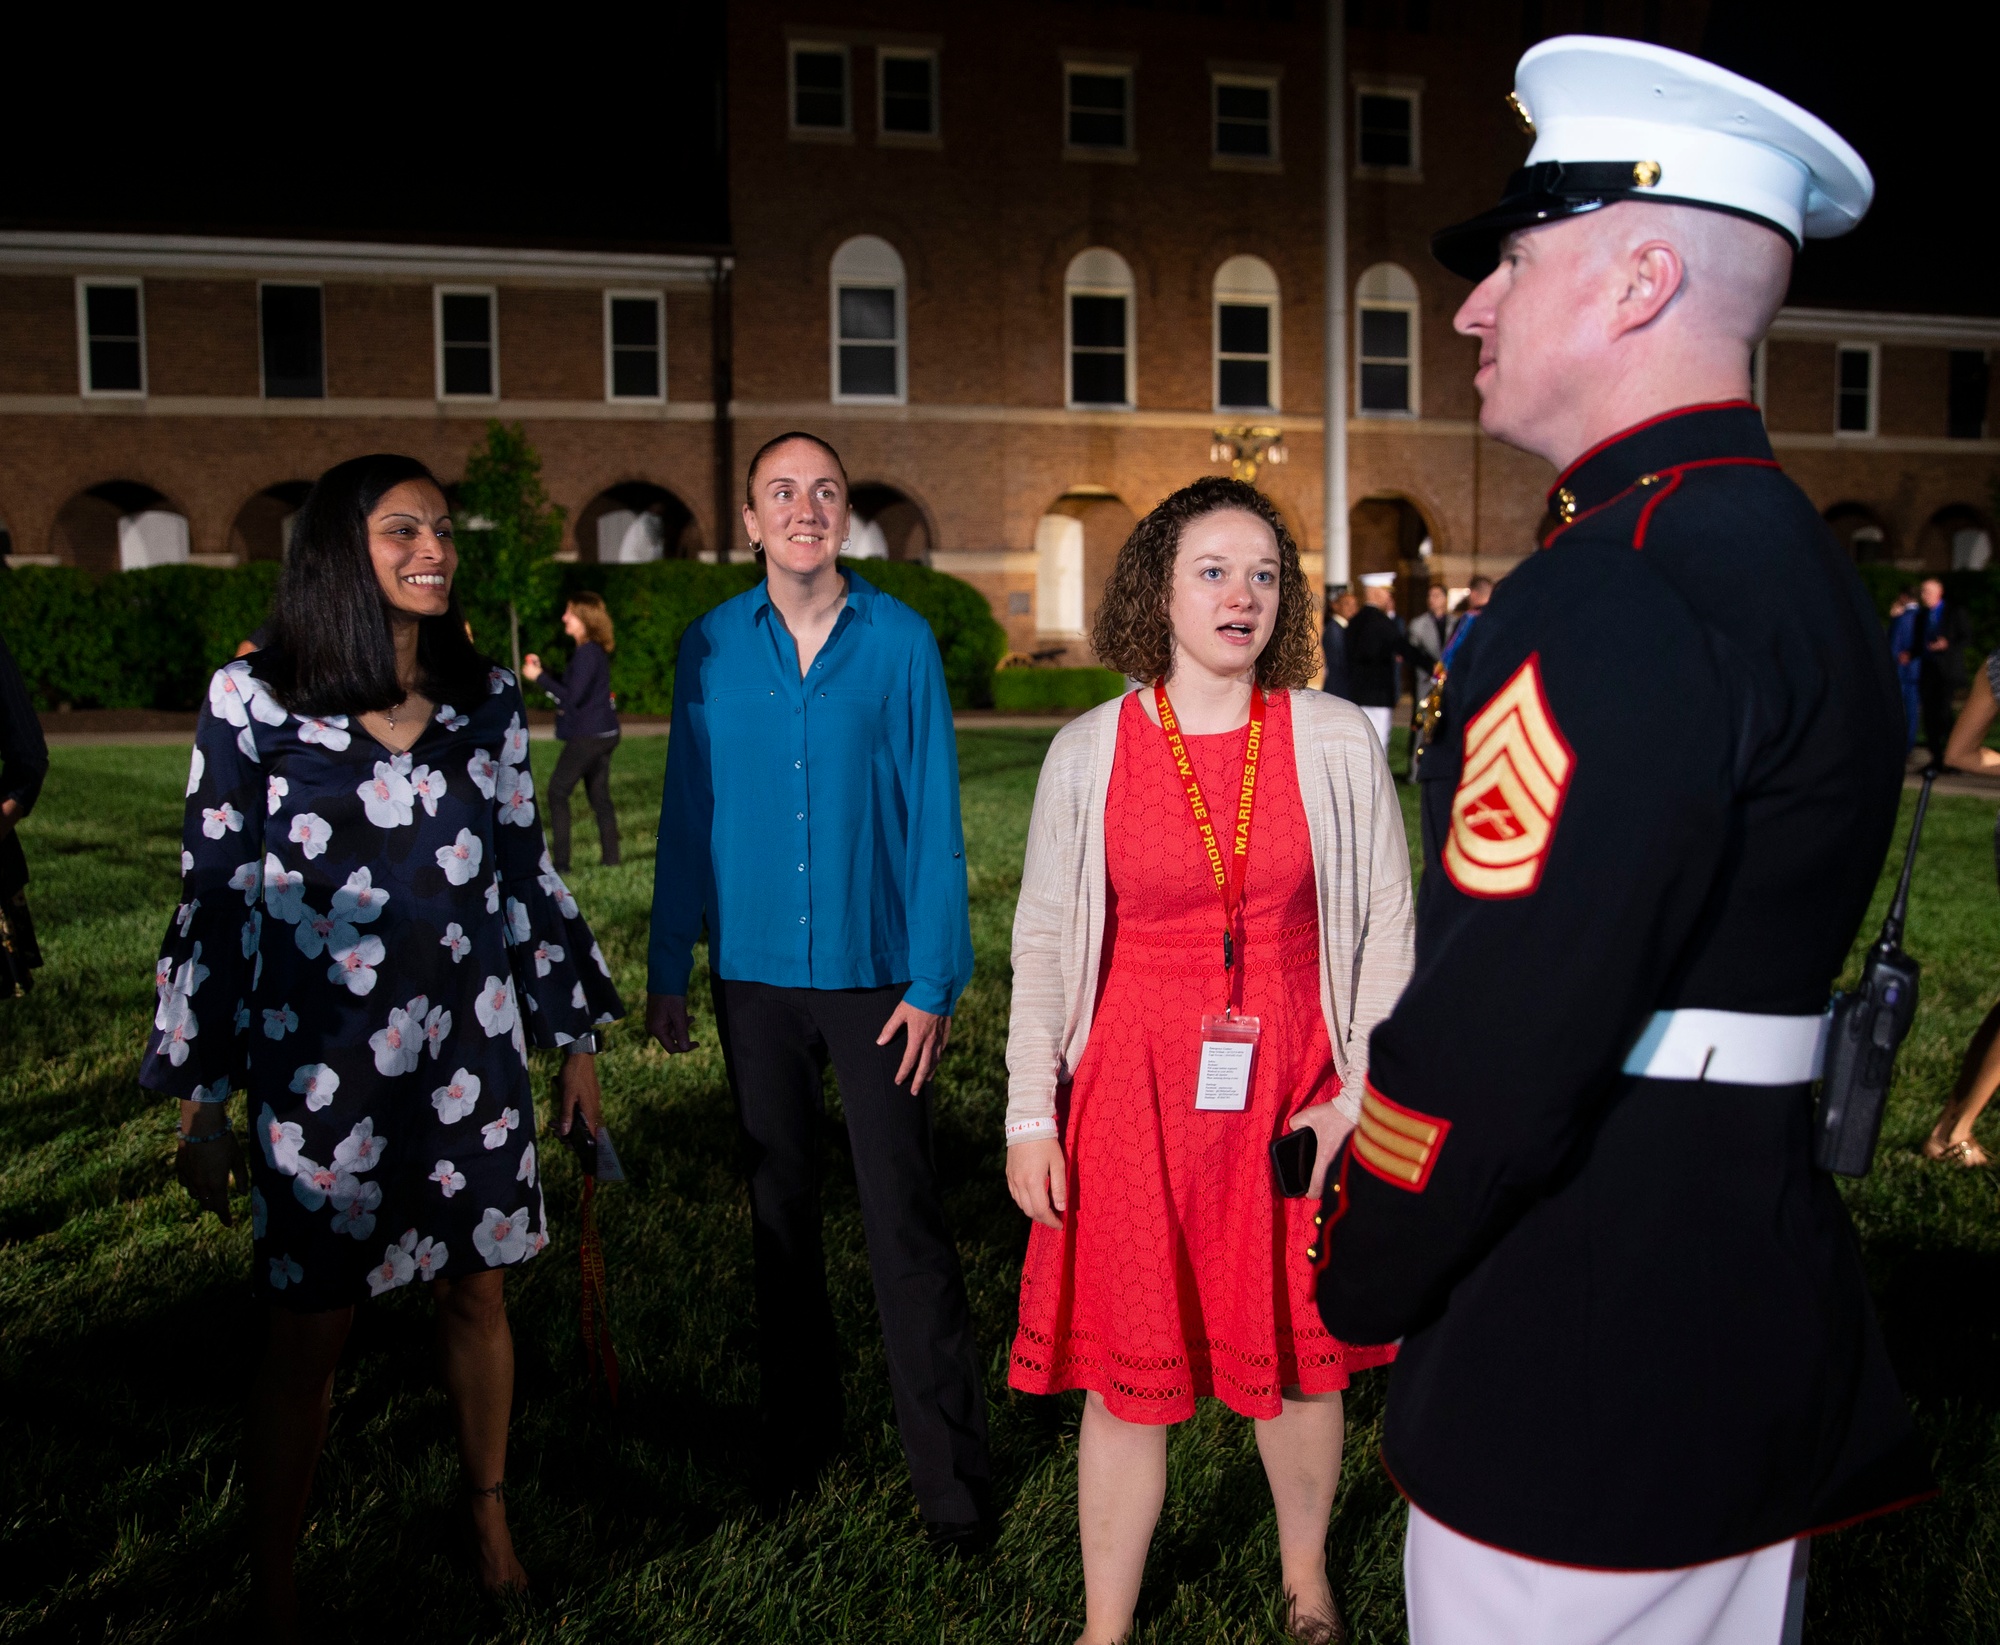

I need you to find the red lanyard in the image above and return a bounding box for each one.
[1154,680,1266,973]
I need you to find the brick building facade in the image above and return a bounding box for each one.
[2,2,1995,655]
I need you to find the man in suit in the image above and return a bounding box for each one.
[1913,575,1969,762]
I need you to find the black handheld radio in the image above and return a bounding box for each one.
[1814,769,1933,1177]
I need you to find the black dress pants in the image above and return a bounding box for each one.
[1918,663,1959,762]
[711,977,991,1526]
[548,733,620,870]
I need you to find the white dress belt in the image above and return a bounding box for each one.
[1621,1007,1830,1086]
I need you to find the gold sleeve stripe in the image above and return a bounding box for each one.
[1351,1082,1451,1193]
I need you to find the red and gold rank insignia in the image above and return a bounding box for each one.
[1443,653,1573,899]
[1352,1082,1451,1192]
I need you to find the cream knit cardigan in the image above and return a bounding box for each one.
[1003,688,1416,1143]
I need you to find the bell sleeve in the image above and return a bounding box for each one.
[139,662,276,1104]
[488,682,626,1045]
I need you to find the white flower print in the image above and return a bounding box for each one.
[330,1178,382,1240]
[441,923,470,962]
[467,748,498,800]
[199,1075,231,1105]
[357,760,416,829]
[236,725,260,764]
[531,939,563,978]
[504,897,531,947]
[207,662,256,727]
[484,879,500,915]
[480,1107,520,1151]
[472,1205,531,1264]
[331,867,389,925]
[327,932,386,995]
[292,1157,339,1211]
[170,942,209,1002]
[269,1253,304,1290]
[537,858,581,919]
[413,1235,448,1278]
[262,1003,299,1040]
[499,714,529,767]
[157,995,197,1066]
[590,940,610,978]
[474,975,519,1040]
[430,1160,467,1197]
[234,1000,251,1034]
[240,911,261,960]
[256,1103,305,1175]
[186,746,205,798]
[366,1230,419,1296]
[530,1227,550,1258]
[435,703,469,731]
[495,763,535,828]
[517,1142,537,1187]
[228,859,261,905]
[182,848,194,875]
[294,908,355,960]
[267,773,288,815]
[431,1068,481,1123]
[250,1185,268,1239]
[263,856,306,922]
[409,764,448,816]
[489,666,515,695]
[153,955,174,1017]
[572,981,587,1010]
[437,828,483,885]
[369,998,427,1076]
[296,714,352,751]
[201,801,243,840]
[333,1116,387,1175]
[288,812,332,859]
[291,1063,340,1111]
[174,897,199,939]
[422,1002,452,1059]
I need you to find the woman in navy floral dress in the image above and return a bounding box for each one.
[145,454,623,1634]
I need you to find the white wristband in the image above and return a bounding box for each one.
[1006,1115,1060,1143]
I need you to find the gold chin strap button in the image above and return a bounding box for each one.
[1557,487,1578,522]
[1506,91,1534,135]
[1633,160,1663,188]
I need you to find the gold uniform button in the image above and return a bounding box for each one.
[1305,1245,1320,1261]
[1557,487,1578,522]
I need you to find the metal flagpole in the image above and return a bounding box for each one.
[1323,0,1350,595]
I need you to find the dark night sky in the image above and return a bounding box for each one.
[0,4,1986,313]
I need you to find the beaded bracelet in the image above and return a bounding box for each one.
[175,1127,234,1147]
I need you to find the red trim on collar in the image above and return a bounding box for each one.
[1632,457,1782,549]
[1548,400,1761,500]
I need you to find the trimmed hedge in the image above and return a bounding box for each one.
[0,556,1005,715]
[991,666,1128,713]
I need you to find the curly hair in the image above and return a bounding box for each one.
[1090,476,1321,689]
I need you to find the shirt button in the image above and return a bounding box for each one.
[797,863,804,871]
[794,759,801,768]
[796,811,804,820]
[798,915,807,924]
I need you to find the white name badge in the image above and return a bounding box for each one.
[1195,1013,1260,1111]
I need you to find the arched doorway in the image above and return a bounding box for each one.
[49,482,189,574]
[1823,502,1895,564]
[1916,504,1993,572]
[1033,489,1137,655]
[847,483,932,562]
[574,483,699,563]
[1350,494,1435,620]
[229,481,313,562]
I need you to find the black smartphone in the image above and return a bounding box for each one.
[1269,1127,1317,1198]
[554,1072,597,1177]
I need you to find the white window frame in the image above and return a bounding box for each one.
[1064,258,1136,412]
[1353,83,1422,180]
[1835,342,1878,437]
[435,286,499,401]
[1063,61,1135,160]
[1211,72,1281,169]
[1355,268,1421,420]
[1213,257,1281,413]
[877,46,940,144]
[789,40,852,139]
[603,290,667,403]
[257,280,326,401]
[76,277,146,399]
[829,237,907,406]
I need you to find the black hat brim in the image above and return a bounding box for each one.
[1430,191,1611,280]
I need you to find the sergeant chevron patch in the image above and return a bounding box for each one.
[1352,1082,1450,1191]
[1443,653,1573,899]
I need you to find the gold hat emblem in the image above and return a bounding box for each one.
[1633,160,1663,188]
[1506,91,1534,135]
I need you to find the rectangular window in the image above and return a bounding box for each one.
[1356,88,1418,173]
[1217,302,1274,409]
[1213,76,1277,160]
[437,289,497,399]
[879,49,937,137]
[836,286,900,399]
[1066,67,1131,152]
[791,43,849,133]
[1948,349,1989,440]
[260,284,324,399]
[1358,306,1414,414]
[1836,343,1875,435]
[78,279,144,395]
[1070,292,1129,405]
[606,292,664,401]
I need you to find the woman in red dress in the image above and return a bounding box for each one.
[1005,478,1415,1644]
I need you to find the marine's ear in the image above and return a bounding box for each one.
[1609,238,1686,341]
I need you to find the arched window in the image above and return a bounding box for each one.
[829,236,906,403]
[1355,262,1419,417]
[1213,255,1280,411]
[1065,248,1135,410]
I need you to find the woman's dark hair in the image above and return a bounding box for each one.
[743,430,848,508]
[257,453,492,715]
[1091,476,1321,690]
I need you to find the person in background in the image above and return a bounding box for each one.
[1406,584,1451,674]
[1345,572,1413,751]
[1319,589,1356,700]
[1923,652,2000,1166]
[0,627,48,997]
[1913,575,1969,763]
[647,431,991,1550]
[1886,589,1921,752]
[523,591,621,873]
[1005,476,1413,1645]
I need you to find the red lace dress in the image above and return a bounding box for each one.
[1010,688,1396,1423]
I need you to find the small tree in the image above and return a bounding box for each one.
[456,421,565,677]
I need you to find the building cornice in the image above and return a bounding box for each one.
[0,231,725,286]
[1770,306,2000,348]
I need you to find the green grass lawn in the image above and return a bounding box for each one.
[1,732,1996,1643]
